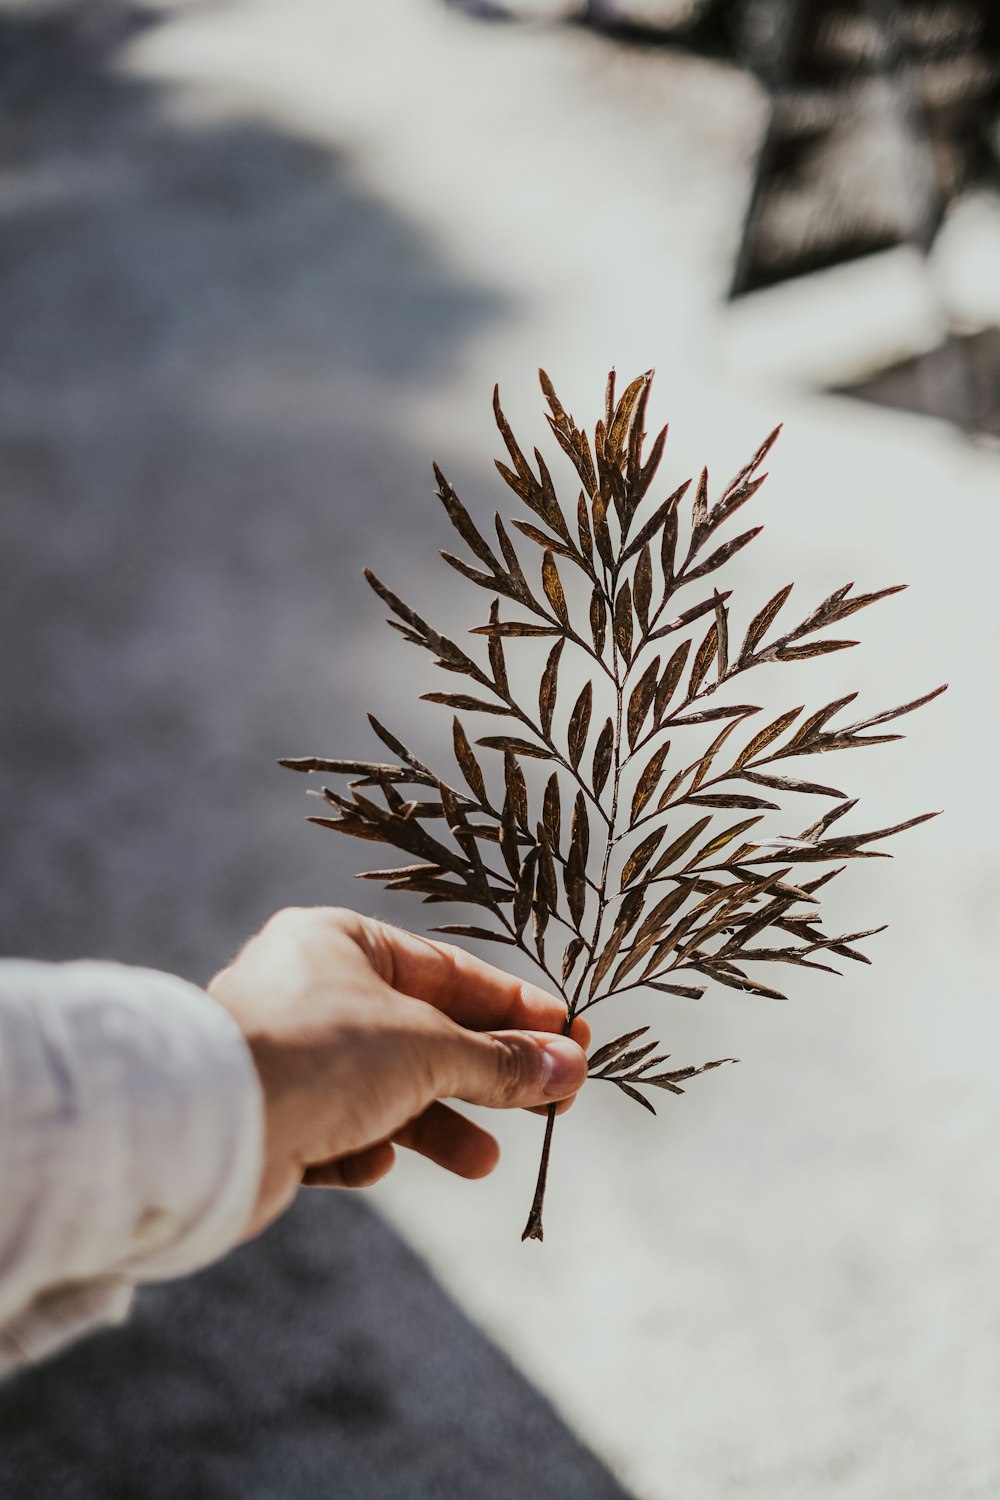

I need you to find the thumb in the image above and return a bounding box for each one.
[431,1025,589,1110]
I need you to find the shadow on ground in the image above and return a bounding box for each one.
[0,5,632,1495]
[835,328,1000,437]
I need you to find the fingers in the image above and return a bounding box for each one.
[432,1025,588,1110]
[393,1101,500,1179]
[303,1141,396,1189]
[346,914,569,1034]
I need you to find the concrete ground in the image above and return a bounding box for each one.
[0,2,998,1497]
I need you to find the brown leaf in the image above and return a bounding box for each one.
[684,526,763,584]
[826,583,907,621]
[561,935,585,982]
[784,694,858,748]
[503,750,528,828]
[691,466,709,537]
[649,590,732,642]
[631,740,672,821]
[733,706,803,768]
[593,717,615,797]
[431,924,516,945]
[614,1081,658,1115]
[603,1040,660,1076]
[471,621,562,638]
[633,544,653,630]
[588,1026,650,1072]
[825,809,940,849]
[722,422,782,496]
[577,492,595,565]
[740,583,793,659]
[280,756,426,782]
[367,715,437,780]
[633,883,696,946]
[742,770,846,798]
[453,718,489,805]
[634,422,669,503]
[614,580,633,659]
[776,639,859,660]
[649,816,712,877]
[592,490,614,569]
[590,587,607,657]
[622,480,691,563]
[493,385,534,482]
[478,735,554,760]
[713,592,729,682]
[607,372,649,460]
[841,683,947,734]
[627,656,660,750]
[670,703,760,727]
[422,692,510,715]
[571,789,590,867]
[357,862,444,881]
[589,921,633,997]
[690,963,787,1000]
[654,641,691,721]
[685,816,765,867]
[568,681,594,770]
[441,550,512,597]
[687,793,779,809]
[539,638,564,738]
[542,771,561,849]
[513,847,537,935]
[689,717,746,792]
[621,827,667,888]
[433,463,501,572]
[566,835,587,927]
[487,599,508,694]
[542,551,569,625]
[510,518,575,562]
[705,473,767,539]
[536,824,559,914]
[626,378,652,486]
[494,515,530,591]
[647,982,707,1000]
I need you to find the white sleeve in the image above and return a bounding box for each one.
[0,960,263,1376]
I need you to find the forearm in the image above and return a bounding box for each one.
[0,960,263,1375]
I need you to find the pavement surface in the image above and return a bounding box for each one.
[1,3,998,1498]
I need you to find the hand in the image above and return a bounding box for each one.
[208,907,590,1238]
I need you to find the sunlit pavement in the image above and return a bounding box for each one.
[2,2,998,1496]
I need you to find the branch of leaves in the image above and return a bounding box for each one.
[587,866,816,1008]
[586,1026,737,1115]
[636,580,927,751]
[624,680,949,839]
[667,422,783,594]
[538,368,670,547]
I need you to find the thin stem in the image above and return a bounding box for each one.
[521,1103,557,1241]
[521,598,625,1240]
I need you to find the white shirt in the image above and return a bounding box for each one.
[0,960,263,1377]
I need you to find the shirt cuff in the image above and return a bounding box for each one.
[0,960,264,1310]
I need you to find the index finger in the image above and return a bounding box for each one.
[351,915,585,1040]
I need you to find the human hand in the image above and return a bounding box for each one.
[208,907,590,1238]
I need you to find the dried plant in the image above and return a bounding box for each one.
[282,370,944,1241]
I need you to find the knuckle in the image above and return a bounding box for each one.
[492,1034,540,1104]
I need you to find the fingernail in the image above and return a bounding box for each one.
[539,1037,585,1098]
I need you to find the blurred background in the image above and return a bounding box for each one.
[0,1,997,1495]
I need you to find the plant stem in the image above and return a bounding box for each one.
[521,1101,557,1241]
[522,611,626,1241]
